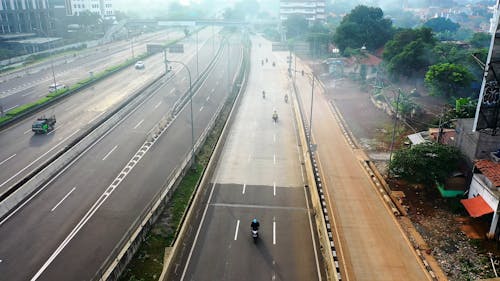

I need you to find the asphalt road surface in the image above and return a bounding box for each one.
[177,36,323,281]
[0,28,218,196]
[0,29,183,112]
[0,32,240,280]
[277,53,431,280]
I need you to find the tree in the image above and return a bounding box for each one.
[333,5,393,54]
[383,27,435,77]
[284,15,308,39]
[389,143,463,184]
[307,22,332,57]
[423,17,460,33]
[386,39,431,77]
[469,32,491,48]
[424,63,474,98]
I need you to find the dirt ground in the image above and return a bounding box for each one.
[313,62,500,281]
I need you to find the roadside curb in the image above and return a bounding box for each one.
[290,77,340,280]
[319,77,445,281]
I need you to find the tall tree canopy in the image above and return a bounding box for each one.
[383,27,435,77]
[469,32,491,48]
[423,17,460,33]
[424,63,474,98]
[333,5,393,54]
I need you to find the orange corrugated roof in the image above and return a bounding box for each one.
[461,195,494,217]
[475,159,500,187]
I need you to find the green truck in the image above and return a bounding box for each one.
[32,115,56,134]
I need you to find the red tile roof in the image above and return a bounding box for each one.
[475,159,500,187]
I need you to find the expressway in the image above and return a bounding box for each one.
[0,28,184,111]
[172,36,323,281]
[0,31,241,280]
[0,28,218,197]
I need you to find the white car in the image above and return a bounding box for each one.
[48,83,67,92]
[135,61,145,69]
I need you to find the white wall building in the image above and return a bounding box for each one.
[65,0,114,18]
[279,0,326,22]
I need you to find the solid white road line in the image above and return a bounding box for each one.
[206,96,210,101]
[273,134,276,143]
[0,154,16,167]
[102,145,118,161]
[154,100,162,109]
[234,220,240,240]
[87,111,106,124]
[273,182,276,196]
[133,119,144,129]
[0,129,80,188]
[273,154,276,164]
[23,129,32,134]
[242,184,246,194]
[46,125,62,135]
[5,105,19,112]
[199,106,204,112]
[181,180,218,281]
[51,187,76,212]
[170,88,175,94]
[273,218,276,245]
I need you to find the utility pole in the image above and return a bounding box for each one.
[388,89,401,178]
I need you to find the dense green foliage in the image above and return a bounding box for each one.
[390,143,463,184]
[383,28,435,77]
[333,5,393,53]
[469,32,491,48]
[424,63,474,98]
[423,17,460,33]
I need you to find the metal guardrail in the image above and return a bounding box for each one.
[0,32,220,219]
[291,75,341,281]
[91,35,245,281]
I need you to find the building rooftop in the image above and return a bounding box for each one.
[475,159,500,187]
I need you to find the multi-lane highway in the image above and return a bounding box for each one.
[0,29,183,111]
[0,28,239,280]
[173,36,323,281]
[0,28,216,197]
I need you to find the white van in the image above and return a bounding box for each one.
[49,83,67,92]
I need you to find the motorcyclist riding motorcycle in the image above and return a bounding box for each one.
[251,218,260,230]
[251,218,260,242]
[284,94,288,103]
[262,90,266,99]
[272,110,278,122]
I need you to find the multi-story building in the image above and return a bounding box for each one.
[279,0,326,22]
[0,0,52,34]
[66,0,114,18]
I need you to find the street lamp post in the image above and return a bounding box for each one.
[35,28,57,90]
[196,30,199,78]
[165,59,195,169]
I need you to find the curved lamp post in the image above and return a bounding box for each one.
[165,59,195,168]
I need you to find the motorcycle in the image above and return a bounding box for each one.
[262,91,266,99]
[251,228,259,243]
[272,61,276,67]
[261,60,264,66]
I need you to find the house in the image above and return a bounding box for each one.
[461,159,500,238]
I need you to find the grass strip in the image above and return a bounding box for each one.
[118,39,248,281]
